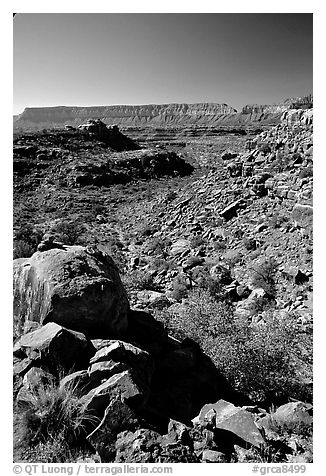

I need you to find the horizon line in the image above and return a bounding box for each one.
[14,94,313,116]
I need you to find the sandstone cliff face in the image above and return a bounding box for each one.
[15,103,238,129]
[242,95,313,115]
[14,96,313,131]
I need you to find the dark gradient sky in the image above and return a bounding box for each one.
[13,13,313,115]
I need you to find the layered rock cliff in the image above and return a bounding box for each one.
[14,97,312,130]
[15,103,236,129]
[242,95,313,115]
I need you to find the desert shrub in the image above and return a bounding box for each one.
[221,313,312,403]
[143,237,169,256]
[13,240,35,259]
[137,223,158,238]
[223,249,243,267]
[156,289,312,405]
[259,143,272,155]
[243,237,257,251]
[158,289,234,341]
[190,235,205,248]
[212,239,227,251]
[122,269,158,293]
[150,257,175,273]
[189,265,230,300]
[299,167,313,179]
[14,377,98,463]
[233,228,244,239]
[50,220,86,245]
[269,213,289,229]
[16,432,94,463]
[13,224,44,258]
[248,257,278,297]
[169,274,190,301]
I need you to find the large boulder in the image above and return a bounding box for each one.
[13,322,95,374]
[257,401,313,432]
[192,399,265,449]
[13,245,129,338]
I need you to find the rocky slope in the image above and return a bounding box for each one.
[13,106,313,463]
[13,245,312,463]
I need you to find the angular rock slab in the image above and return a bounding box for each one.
[87,398,141,462]
[88,360,129,386]
[16,367,55,408]
[13,322,95,372]
[13,245,129,338]
[257,401,313,431]
[89,340,154,387]
[59,369,91,392]
[80,369,145,416]
[192,399,265,448]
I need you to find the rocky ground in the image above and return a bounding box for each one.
[13,111,313,463]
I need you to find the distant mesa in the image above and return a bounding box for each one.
[14,96,312,130]
[242,94,313,115]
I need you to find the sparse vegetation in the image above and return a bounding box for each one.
[50,220,86,245]
[122,269,159,293]
[13,224,44,259]
[13,101,313,463]
[14,376,98,463]
[249,257,278,297]
[156,289,312,405]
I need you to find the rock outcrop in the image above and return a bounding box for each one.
[14,322,95,377]
[13,246,129,338]
[13,128,194,189]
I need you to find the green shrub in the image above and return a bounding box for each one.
[156,289,312,405]
[249,257,278,297]
[190,235,205,248]
[161,289,234,340]
[170,274,190,301]
[299,167,313,179]
[243,237,257,251]
[50,220,86,245]
[269,213,289,229]
[223,249,243,267]
[13,240,35,259]
[259,143,272,155]
[122,269,158,292]
[13,224,44,258]
[212,239,227,251]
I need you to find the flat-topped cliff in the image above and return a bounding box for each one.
[15,103,236,129]
[14,96,312,131]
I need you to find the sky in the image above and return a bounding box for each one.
[13,13,313,115]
